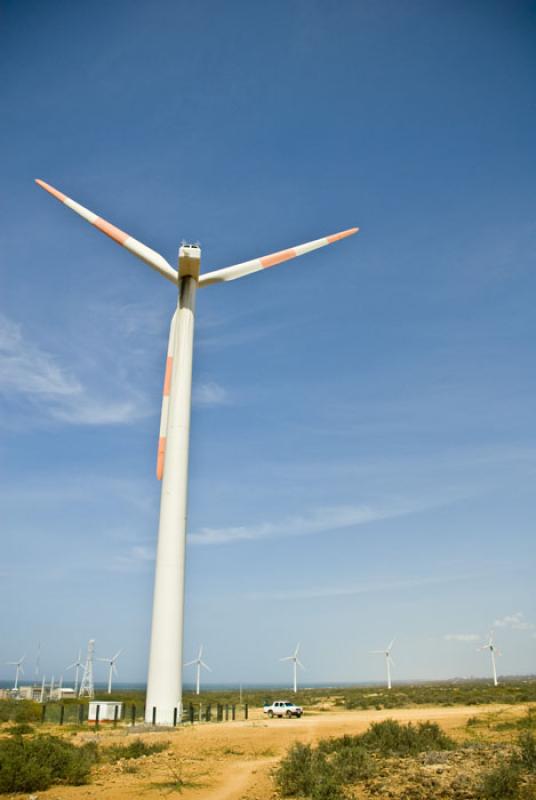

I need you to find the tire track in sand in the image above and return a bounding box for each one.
[201,756,277,800]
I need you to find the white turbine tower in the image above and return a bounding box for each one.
[280,643,305,693]
[479,632,500,687]
[98,650,122,695]
[6,656,25,690]
[371,638,395,690]
[36,178,359,724]
[184,646,211,695]
[34,641,41,682]
[66,650,84,694]
[78,639,95,698]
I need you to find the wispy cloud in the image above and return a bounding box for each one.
[0,314,81,397]
[192,381,229,406]
[0,313,151,426]
[443,633,480,642]
[265,573,479,601]
[493,612,535,631]
[189,499,438,546]
[109,545,155,573]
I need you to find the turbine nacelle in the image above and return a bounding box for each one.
[178,243,201,280]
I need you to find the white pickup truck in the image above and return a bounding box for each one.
[263,700,303,718]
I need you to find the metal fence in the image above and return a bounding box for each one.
[38,701,249,727]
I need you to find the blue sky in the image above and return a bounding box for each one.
[1,0,535,689]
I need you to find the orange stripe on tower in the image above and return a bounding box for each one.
[93,217,129,244]
[163,357,173,396]
[156,437,166,480]
[327,228,359,243]
[261,248,297,268]
[35,179,67,203]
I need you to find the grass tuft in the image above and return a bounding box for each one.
[103,737,169,762]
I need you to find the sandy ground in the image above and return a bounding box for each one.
[29,703,529,800]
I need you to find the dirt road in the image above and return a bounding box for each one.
[37,703,527,800]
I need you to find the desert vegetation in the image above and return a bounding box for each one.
[275,718,536,800]
[0,731,169,794]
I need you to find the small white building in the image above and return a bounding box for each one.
[17,686,35,701]
[50,687,76,701]
[88,700,123,723]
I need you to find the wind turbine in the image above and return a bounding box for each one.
[370,638,395,690]
[98,650,122,695]
[184,646,211,695]
[35,178,359,724]
[6,656,25,690]
[479,632,500,687]
[280,643,305,693]
[66,650,84,694]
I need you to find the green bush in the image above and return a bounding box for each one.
[478,762,522,800]
[275,742,347,800]
[103,737,168,762]
[317,735,375,782]
[359,719,454,756]
[0,735,97,793]
[7,723,34,736]
[0,699,41,723]
[518,732,536,773]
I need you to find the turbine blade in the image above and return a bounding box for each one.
[200,661,212,672]
[198,227,359,287]
[113,650,122,661]
[184,660,197,667]
[297,659,305,670]
[35,179,178,284]
[280,656,293,662]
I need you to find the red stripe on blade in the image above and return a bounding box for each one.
[163,357,172,396]
[93,217,129,244]
[327,228,359,243]
[156,438,166,480]
[261,248,297,268]
[35,179,66,203]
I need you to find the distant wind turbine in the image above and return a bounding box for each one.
[66,650,84,694]
[6,656,25,690]
[370,638,395,689]
[479,632,500,686]
[280,643,305,693]
[184,646,211,695]
[98,650,122,694]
